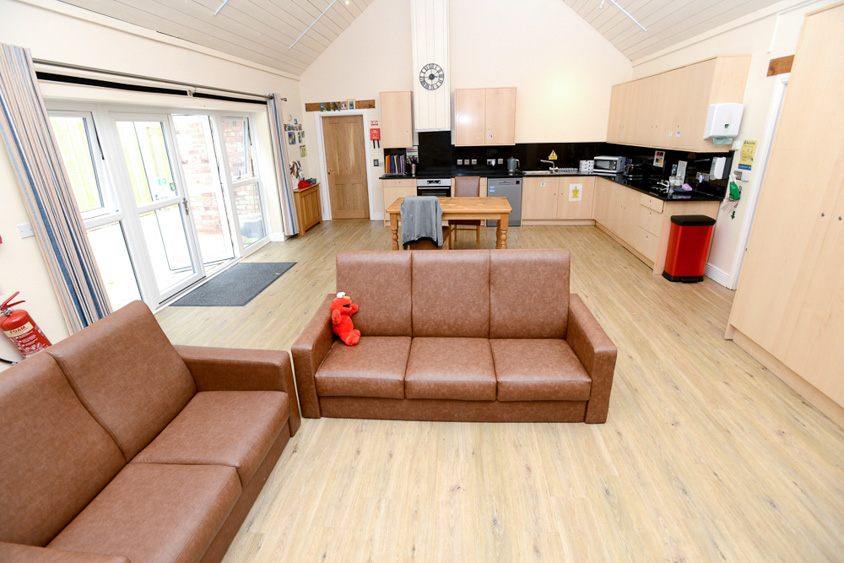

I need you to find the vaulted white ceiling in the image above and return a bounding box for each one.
[561,0,782,61]
[58,0,375,76]
[58,0,781,75]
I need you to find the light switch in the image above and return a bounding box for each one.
[373,159,379,167]
[17,223,34,238]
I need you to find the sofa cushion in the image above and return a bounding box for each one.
[489,249,571,339]
[47,301,196,461]
[48,463,240,563]
[0,353,125,547]
[490,339,591,401]
[316,337,410,399]
[337,251,412,336]
[405,337,496,401]
[412,250,490,338]
[133,391,289,486]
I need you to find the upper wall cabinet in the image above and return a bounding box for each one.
[380,91,413,149]
[454,87,516,146]
[607,56,750,152]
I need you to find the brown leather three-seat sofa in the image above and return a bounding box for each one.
[292,249,617,423]
[0,301,300,562]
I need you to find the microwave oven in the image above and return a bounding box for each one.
[593,156,628,175]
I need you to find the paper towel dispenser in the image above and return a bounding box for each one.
[703,103,744,139]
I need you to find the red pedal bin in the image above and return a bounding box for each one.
[662,215,716,283]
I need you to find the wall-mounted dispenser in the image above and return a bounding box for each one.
[703,103,744,140]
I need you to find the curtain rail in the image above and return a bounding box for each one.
[32,58,286,103]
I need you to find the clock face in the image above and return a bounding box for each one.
[419,63,445,91]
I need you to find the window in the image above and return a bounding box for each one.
[50,111,141,309]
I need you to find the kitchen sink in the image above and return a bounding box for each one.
[523,170,556,175]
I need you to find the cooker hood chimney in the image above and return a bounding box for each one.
[410,0,450,131]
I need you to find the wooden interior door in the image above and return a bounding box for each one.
[323,115,369,219]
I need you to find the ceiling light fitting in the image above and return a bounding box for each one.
[289,0,349,50]
[212,0,230,16]
[601,0,647,31]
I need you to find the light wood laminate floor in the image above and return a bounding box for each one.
[155,221,844,562]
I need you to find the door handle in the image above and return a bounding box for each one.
[328,168,333,174]
[182,197,190,216]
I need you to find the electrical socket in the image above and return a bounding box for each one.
[457,159,463,165]
[17,223,34,238]
[373,159,379,166]
[497,158,504,164]
[471,159,477,165]
[486,159,495,166]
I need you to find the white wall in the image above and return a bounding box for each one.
[0,0,302,366]
[299,0,631,218]
[300,0,414,221]
[632,0,837,287]
[450,0,631,143]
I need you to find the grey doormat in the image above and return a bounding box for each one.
[171,262,295,307]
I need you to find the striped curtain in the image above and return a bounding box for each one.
[267,94,299,236]
[0,44,111,332]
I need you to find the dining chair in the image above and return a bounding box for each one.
[400,196,451,250]
[450,176,482,248]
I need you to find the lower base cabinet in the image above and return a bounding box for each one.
[522,176,595,220]
[294,183,322,235]
[594,177,718,274]
[382,179,416,226]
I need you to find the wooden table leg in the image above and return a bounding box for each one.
[389,213,399,250]
[496,214,509,249]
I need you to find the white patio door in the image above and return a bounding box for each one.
[110,114,204,302]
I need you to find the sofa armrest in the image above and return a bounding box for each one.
[176,345,300,435]
[290,294,336,419]
[567,294,618,423]
[0,542,129,563]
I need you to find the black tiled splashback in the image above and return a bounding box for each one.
[385,133,734,187]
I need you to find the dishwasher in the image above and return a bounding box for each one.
[487,177,522,227]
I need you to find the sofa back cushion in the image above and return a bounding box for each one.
[337,251,412,336]
[0,353,125,546]
[412,250,490,338]
[490,249,571,339]
[47,301,196,462]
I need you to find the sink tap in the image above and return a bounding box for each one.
[540,160,557,172]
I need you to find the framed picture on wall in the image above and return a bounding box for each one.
[287,131,296,145]
[298,131,305,143]
[347,99,355,110]
[300,145,307,157]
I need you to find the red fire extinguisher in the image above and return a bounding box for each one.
[1,292,52,358]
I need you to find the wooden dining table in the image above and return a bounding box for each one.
[385,196,513,250]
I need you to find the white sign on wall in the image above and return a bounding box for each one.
[569,183,583,202]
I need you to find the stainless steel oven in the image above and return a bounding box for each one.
[416,178,452,198]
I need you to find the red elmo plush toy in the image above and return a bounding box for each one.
[330,292,360,346]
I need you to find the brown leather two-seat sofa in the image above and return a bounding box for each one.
[292,249,617,423]
[0,301,300,562]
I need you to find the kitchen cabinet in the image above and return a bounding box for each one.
[727,3,844,423]
[522,176,595,221]
[381,178,416,226]
[522,177,559,220]
[557,177,595,220]
[606,55,750,152]
[454,87,516,146]
[594,177,718,272]
[380,91,413,148]
[293,183,322,235]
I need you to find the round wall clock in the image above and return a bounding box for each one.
[419,63,445,91]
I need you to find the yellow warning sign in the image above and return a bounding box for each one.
[548,151,558,161]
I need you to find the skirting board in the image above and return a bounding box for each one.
[268,233,286,242]
[732,328,844,428]
[703,263,731,288]
[522,220,596,226]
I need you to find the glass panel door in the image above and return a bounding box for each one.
[173,115,235,270]
[114,117,202,301]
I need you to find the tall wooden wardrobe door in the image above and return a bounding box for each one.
[728,3,844,404]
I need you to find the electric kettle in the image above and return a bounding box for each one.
[506,157,520,173]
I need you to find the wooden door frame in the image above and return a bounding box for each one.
[313,110,377,221]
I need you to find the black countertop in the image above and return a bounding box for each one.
[380,170,723,202]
